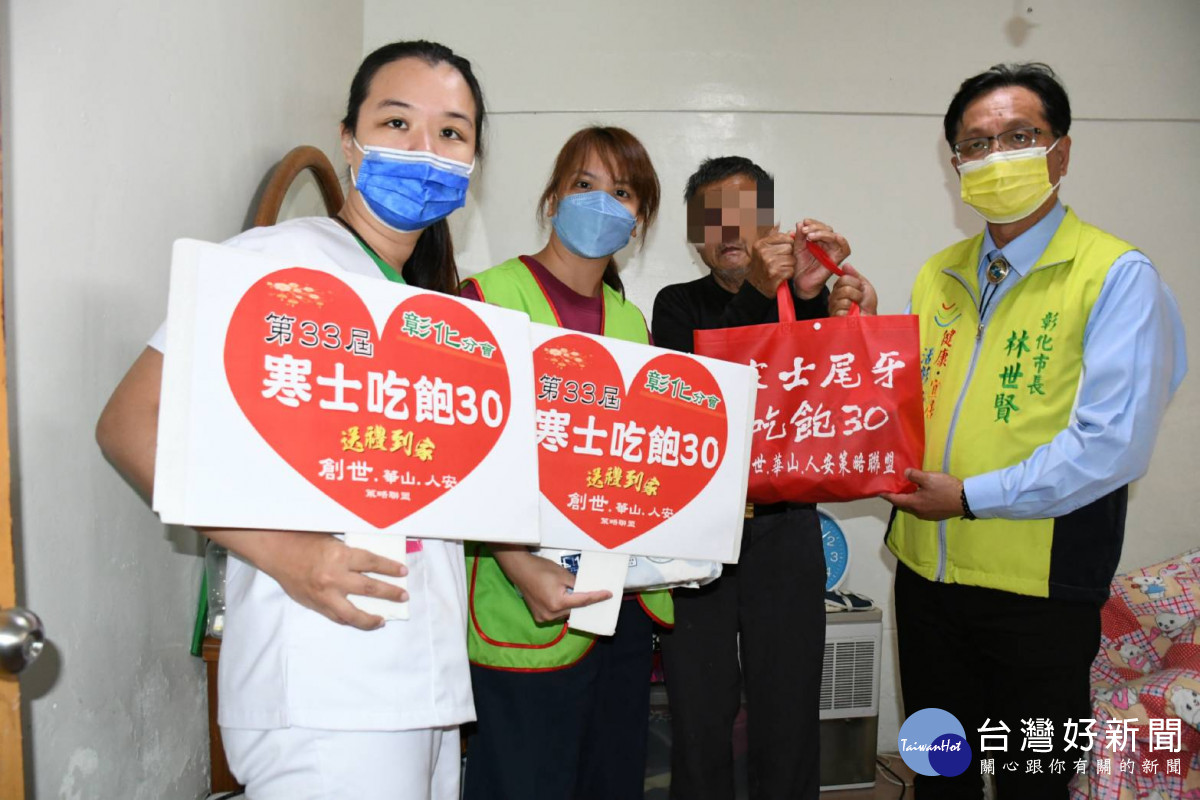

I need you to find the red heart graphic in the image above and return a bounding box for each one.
[534,334,727,549]
[224,267,510,529]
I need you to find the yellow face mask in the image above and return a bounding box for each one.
[957,140,1061,224]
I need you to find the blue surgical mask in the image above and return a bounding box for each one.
[552,191,637,259]
[352,139,474,233]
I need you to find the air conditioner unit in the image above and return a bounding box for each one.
[819,608,882,791]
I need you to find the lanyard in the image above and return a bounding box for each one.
[334,216,407,284]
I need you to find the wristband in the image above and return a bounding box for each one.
[961,486,976,521]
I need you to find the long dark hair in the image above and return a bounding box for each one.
[537,126,661,297]
[342,40,487,295]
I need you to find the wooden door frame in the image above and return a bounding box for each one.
[0,103,26,798]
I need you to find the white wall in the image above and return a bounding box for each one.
[1,2,1195,792]
[365,0,1200,754]
[3,2,362,796]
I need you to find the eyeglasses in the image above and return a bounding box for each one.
[952,126,1047,162]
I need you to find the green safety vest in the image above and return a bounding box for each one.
[888,208,1135,601]
[463,258,673,671]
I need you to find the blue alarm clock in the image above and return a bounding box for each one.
[818,508,850,591]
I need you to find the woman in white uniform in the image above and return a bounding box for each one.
[96,40,486,800]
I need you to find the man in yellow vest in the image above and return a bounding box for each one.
[833,63,1186,798]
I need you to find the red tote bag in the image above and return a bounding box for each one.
[694,286,924,504]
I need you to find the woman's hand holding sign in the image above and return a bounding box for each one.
[492,546,612,623]
[97,347,410,631]
[215,529,410,631]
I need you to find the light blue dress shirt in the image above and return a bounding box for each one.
[956,202,1188,518]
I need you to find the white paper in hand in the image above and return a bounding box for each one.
[344,532,409,622]
[567,551,629,636]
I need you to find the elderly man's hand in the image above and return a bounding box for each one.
[881,469,965,521]
[746,225,798,298]
[792,219,850,300]
[829,264,878,316]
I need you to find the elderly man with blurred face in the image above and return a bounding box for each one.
[833,63,1186,798]
[652,156,848,800]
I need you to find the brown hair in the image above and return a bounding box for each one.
[536,126,661,296]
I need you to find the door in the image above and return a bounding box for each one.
[0,113,23,797]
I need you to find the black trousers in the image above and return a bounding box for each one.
[659,506,826,800]
[894,561,1103,799]
[463,598,655,800]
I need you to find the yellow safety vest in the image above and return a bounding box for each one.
[888,209,1134,601]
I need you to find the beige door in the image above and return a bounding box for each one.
[0,118,24,798]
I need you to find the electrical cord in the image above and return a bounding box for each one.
[875,753,905,785]
[876,754,908,800]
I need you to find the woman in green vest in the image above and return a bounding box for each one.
[460,126,667,800]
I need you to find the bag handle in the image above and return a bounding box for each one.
[774,283,859,321]
[775,282,797,321]
[774,238,858,320]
